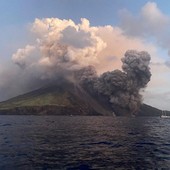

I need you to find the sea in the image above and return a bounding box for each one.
[0,116,169,170]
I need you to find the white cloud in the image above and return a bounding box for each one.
[119,2,170,54]
[19,18,107,73]
[12,45,36,69]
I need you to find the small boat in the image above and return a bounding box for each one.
[161,110,170,118]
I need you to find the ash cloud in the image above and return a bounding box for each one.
[77,50,151,115]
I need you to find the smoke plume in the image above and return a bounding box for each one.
[77,50,151,115]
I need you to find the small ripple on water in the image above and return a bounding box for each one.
[1,123,12,127]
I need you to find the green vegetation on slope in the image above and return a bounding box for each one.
[0,80,113,115]
[0,92,71,109]
[0,83,75,110]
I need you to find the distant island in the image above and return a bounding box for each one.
[0,80,168,117]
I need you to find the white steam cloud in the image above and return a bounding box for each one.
[12,18,106,77]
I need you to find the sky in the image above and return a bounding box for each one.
[0,0,170,110]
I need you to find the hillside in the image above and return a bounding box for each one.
[0,80,112,116]
[0,80,168,116]
[138,104,161,117]
[138,104,170,117]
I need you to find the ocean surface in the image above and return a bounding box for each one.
[0,116,169,170]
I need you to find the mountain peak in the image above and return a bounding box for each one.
[0,80,113,116]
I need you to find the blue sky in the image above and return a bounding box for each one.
[1,0,169,56]
[1,0,170,110]
[0,0,169,25]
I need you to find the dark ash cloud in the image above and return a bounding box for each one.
[78,50,151,115]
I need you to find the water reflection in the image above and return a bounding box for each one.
[0,116,169,169]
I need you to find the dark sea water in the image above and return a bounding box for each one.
[0,116,170,170]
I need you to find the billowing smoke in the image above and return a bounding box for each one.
[2,18,106,100]
[77,50,151,115]
[122,50,151,88]
[0,18,152,115]
[12,18,106,79]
